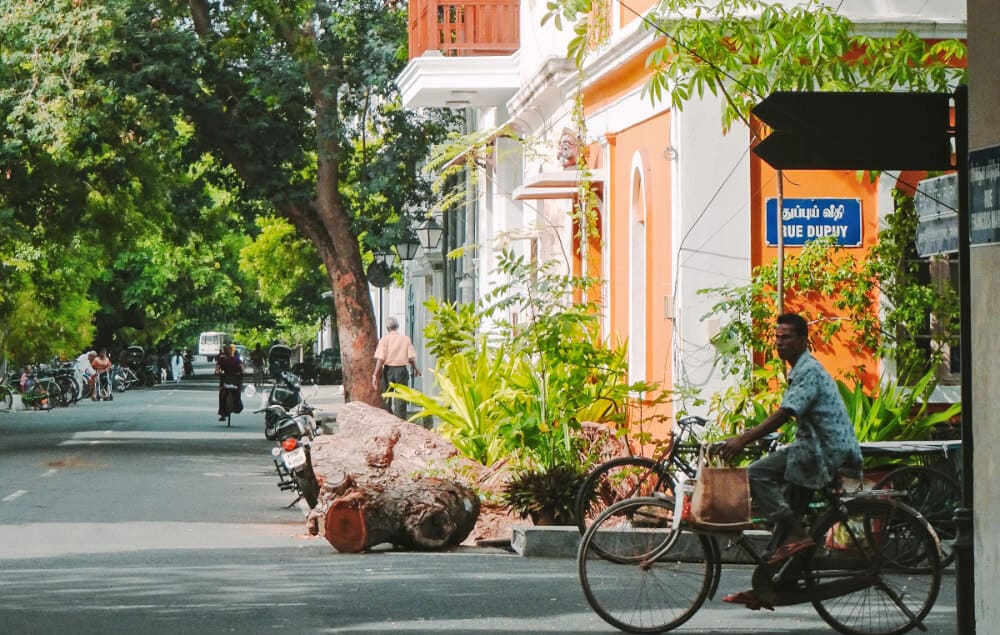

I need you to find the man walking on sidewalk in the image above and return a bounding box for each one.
[372,316,421,420]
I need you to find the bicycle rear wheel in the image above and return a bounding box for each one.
[806,496,941,635]
[576,457,672,535]
[872,466,959,567]
[578,497,712,633]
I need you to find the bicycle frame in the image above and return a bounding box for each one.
[681,488,940,614]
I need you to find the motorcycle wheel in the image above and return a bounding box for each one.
[293,466,320,508]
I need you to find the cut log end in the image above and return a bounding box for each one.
[324,502,367,553]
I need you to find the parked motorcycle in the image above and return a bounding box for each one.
[264,370,302,440]
[261,403,321,509]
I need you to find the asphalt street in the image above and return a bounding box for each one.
[0,372,959,634]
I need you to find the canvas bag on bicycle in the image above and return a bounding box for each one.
[690,445,752,528]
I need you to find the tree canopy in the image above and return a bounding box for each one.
[0,0,456,400]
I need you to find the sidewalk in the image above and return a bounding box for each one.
[299,381,346,422]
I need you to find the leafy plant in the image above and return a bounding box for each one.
[838,368,961,445]
[384,341,511,465]
[501,464,588,525]
[391,249,672,521]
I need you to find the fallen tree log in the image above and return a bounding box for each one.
[323,476,480,552]
[307,402,483,552]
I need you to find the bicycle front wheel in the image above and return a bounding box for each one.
[0,385,12,410]
[806,496,941,635]
[578,497,713,633]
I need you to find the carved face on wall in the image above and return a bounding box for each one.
[557,128,582,168]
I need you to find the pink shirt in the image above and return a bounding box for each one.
[374,331,416,366]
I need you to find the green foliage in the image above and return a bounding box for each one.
[501,464,588,525]
[422,297,481,359]
[386,342,513,466]
[0,0,459,376]
[863,191,961,382]
[698,191,961,431]
[390,250,671,480]
[240,216,328,329]
[545,0,966,132]
[838,369,961,445]
[699,237,865,383]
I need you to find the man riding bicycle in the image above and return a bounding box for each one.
[720,313,862,609]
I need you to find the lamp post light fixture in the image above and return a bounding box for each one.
[374,249,396,268]
[415,216,443,252]
[395,233,422,262]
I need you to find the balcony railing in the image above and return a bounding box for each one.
[408,0,520,59]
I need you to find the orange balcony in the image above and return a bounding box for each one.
[408,0,520,59]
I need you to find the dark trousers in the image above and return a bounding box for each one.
[382,365,410,419]
[747,447,796,525]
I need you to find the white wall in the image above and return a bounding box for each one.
[670,96,754,413]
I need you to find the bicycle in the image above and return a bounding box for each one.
[21,375,56,410]
[0,380,13,411]
[577,467,942,635]
[92,370,114,401]
[574,416,706,538]
[111,365,139,392]
[48,362,81,405]
[575,416,778,548]
[872,465,960,567]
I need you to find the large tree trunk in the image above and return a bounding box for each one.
[307,402,482,551]
[186,0,382,408]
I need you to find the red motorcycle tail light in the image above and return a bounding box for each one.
[281,438,299,451]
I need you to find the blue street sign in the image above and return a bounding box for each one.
[765,198,863,247]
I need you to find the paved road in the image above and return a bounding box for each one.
[0,380,959,634]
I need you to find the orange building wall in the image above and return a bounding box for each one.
[749,157,882,387]
[619,0,657,29]
[605,113,674,389]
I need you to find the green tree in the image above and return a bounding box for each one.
[1,0,456,390]
[546,0,966,131]
[0,1,161,361]
[240,215,329,342]
[115,0,456,403]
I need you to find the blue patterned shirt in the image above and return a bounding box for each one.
[780,351,862,489]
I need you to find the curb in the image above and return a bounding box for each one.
[511,525,772,561]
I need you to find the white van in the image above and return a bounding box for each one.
[198,331,231,361]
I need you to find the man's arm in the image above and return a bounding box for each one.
[372,359,385,389]
[408,357,421,377]
[720,407,794,460]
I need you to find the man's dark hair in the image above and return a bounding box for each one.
[777,313,809,338]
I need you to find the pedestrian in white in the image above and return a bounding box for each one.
[170,349,184,383]
[74,350,97,399]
